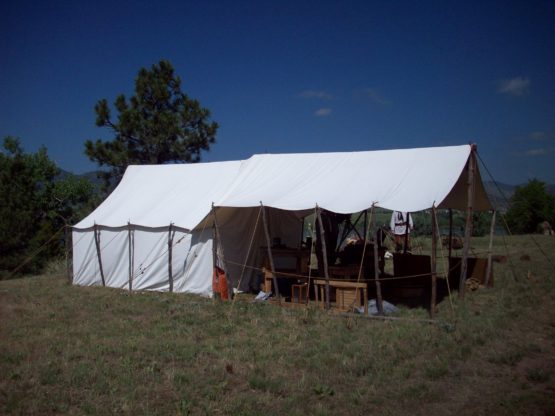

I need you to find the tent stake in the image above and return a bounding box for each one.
[93,224,106,287]
[485,210,496,287]
[316,207,331,310]
[430,205,438,318]
[260,203,281,302]
[168,223,174,293]
[459,144,476,299]
[127,222,134,291]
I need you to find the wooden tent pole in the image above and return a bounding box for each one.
[448,209,453,259]
[93,224,106,287]
[211,220,218,300]
[300,217,305,248]
[459,144,476,299]
[168,223,174,293]
[127,222,133,291]
[403,212,410,254]
[316,207,331,310]
[372,215,384,315]
[260,203,281,302]
[430,205,438,318]
[485,210,496,288]
[363,210,368,241]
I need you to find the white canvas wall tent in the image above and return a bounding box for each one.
[72,144,492,297]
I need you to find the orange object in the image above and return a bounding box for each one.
[212,266,229,300]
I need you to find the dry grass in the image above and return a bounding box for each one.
[1,235,554,415]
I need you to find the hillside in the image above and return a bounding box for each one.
[1,235,554,415]
[58,169,105,188]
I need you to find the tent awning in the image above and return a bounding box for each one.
[215,144,491,213]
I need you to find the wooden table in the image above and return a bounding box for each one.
[261,247,310,293]
[313,279,368,314]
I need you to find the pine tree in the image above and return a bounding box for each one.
[85,60,218,188]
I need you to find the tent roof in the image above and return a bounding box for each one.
[74,144,492,230]
[75,161,242,230]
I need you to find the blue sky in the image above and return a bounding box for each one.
[1,0,554,184]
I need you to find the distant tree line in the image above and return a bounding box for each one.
[410,180,555,237]
[505,179,555,234]
[0,137,97,276]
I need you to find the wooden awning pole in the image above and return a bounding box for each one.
[485,210,496,287]
[403,212,410,254]
[260,203,281,302]
[430,205,438,318]
[459,144,476,299]
[93,224,106,287]
[316,206,331,310]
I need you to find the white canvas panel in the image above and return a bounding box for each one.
[174,230,213,296]
[98,229,130,290]
[132,229,171,291]
[216,145,491,212]
[168,230,193,293]
[72,230,101,286]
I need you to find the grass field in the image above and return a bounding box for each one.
[1,235,554,415]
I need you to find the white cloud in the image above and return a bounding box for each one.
[298,90,333,99]
[529,131,546,140]
[314,108,332,117]
[363,88,391,105]
[498,77,530,96]
[525,148,552,156]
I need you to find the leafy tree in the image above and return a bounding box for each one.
[85,60,219,187]
[505,179,555,234]
[0,137,95,277]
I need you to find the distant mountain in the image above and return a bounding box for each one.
[77,171,105,187]
[483,181,515,211]
[483,180,555,211]
[57,169,105,190]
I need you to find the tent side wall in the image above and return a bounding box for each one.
[437,158,492,211]
[72,226,214,296]
[72,229,102,287]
